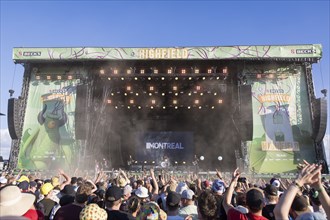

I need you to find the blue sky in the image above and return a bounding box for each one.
[0,1,329,159]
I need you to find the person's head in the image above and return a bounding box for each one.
[71,177,78,185]
[290,195,311,218]
[264,184,279,203]
[211,179,225,195]
[123,184,132,200]
[197,190,218,220]
[0,176,8,187]
[135,186,149,202]
[127,196,141,214]
[166,191,181,213]
[40,182,54,197]
[0,185,35,217]
[236,192,247,207]
[105,185,122,209]
[181,189,195,206]
[246,188,265,213]
[29,181,37,193]
[137,202,167,220]
[75,184,89,204]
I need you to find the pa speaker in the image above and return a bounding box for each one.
[239,85,253,141]
[7,98,21,139]
[75,85,88,139]
[312,98,327,143]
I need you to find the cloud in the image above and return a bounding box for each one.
[0,128,12,160]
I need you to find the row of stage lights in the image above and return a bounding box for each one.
[99,66,229,76]
[105,76,225,81]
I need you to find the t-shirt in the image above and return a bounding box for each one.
[179,204,198,220]
[167,215,185,220]
[106,209,135,220]
[262,204,276,220]
[38,198,57,220]
[53,203,84,220]
[227,208,268,220]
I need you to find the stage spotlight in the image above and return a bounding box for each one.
[216,77,220,80]
[268,74,274,79]
[144,161,147,164]
[194,68,200,74]
[151,99,156,104]
[218,99,223,104]
[152,161,155,164]
[129,99,134,104]
[135,161,138,164]
[36,75,41,80]
[107,77,111,80]
[149,86,154,91]
[167,69,172,74]
[126,86,132,91]
[211,106,215,109]
[194,100,200,104]
[202,77,206,80]
[214,92,217,95]
[200,156,205,161]
[199,106,202,109]
[153,69,158,74]
[162,93,165,96]
[100,69,105,74]
[134,77,138,80]
[173,86,178,91]
[175,161,178,164]
[151,106,154,109]
[115,106,118,109]
[200,93,203,96]
[107,99,112,104]
[46,75,51,80]
[183,161,186,164]
[149,93,152,96]
[140,69,145,74]
[175,106,178,109]
[196,86,201,91]
[124,93,127,96]
[127,106,131,109]
[218,156,223,161]
[163,106,166,109]
[188,77,192,80]
[161,77,165,80]
[257,74,262,79]
[175,93,178,96]
[223,67,228,74]
[57,75,62,80]
[207,69,212,74]
[127,69,132,74]
[175,77,178,80]
[67,75,73,80]
[114,69,118,74]
[138,106,141,109]
[173,100,178,104]
[187,106,191,109]
[181,69,186,74]
[136,93,139,96]
[121,77,124,80]
[148,77,151,81]
[188,93,192,96]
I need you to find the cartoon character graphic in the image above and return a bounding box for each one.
[19,100,72,170]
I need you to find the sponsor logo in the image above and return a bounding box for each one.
[23,51,41,56]
[295,49,316,54]
[146,142,184,150]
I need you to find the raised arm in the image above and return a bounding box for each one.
[222,168,240,215]
[150,168,159,199]
[58,169,70,190]
[274,163,322,219]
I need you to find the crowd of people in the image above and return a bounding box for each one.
[1,160,330,220]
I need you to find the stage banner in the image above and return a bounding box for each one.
[248,66,315,173]
[136,131,194,165]
[17,71,80,170]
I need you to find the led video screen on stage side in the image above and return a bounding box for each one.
[135,131,194,163]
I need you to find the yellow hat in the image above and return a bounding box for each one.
[40,183,54,195]
[51,176,60,187]
[79,203,107,220]
[118,178,127,188]
[17,175,29,183]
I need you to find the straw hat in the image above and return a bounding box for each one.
[0,186,35,217]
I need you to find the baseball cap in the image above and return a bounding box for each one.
[181,189,194,200]
[166,191,181,207]
[246,188,264,211]
[264,184,278,196]
[212,179,225,194]
[40,183,54,195]
[105,185,122,202]
[176,182,188,194]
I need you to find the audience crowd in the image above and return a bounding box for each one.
[1,160,330,220]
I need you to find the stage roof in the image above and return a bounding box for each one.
[13,44,322,63]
